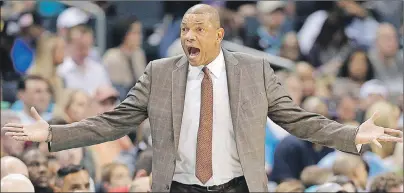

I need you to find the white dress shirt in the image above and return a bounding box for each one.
[57,57,111,95]
[173,50,243,186]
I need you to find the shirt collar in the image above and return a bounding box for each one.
[188,49,225,79]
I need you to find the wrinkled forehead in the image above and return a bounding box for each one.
[182,13,212,26]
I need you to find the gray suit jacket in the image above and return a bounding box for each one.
[49,49,359,192]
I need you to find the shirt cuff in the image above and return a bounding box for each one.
[356,144,362,153]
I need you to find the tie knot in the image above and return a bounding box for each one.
[202,67,209,75]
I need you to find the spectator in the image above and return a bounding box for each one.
[134,148,153,178]
[368,23,403,95]
[328,175,357,193]
[279,32,304,62]
[10,11,45,74]
[332,153,368,191]
[57,25,111,95]
[28,34,65,103]
[101,163,132,192]
[1,156,29,179]
[1,110,25,157]
[295,62,316,99]
[270,96,334,183]
[56,7,101,62]
[54,165,91,192]
[365,101,402,168]
[21,148,53,193]
[284,73,303,105]
[52,89,91,124]
[337,49,375,96]
[336,95,359,125]
[247,1,290,55]
[14,75,53,123]
[299,3,351,69]
[47,155,61,191]
[92,85,120,115]
[300,165,333,188]
[369,172,403,193]
[1,173,35,192]
[357,79,388,122]
[275,179,305,192]
[103,17,147,100]
[48,90,97,181]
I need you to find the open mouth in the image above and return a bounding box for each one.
[187,47,200,58]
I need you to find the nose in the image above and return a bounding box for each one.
[184,31,196,43]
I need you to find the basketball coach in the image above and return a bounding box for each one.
[3,4,402,193]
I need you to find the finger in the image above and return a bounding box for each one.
[30,107,42,121]
[371,139,383,148]
[4,123,23,128]
[12,136,30,141]
[2,127,24,132]
[5,132,27,136]
[384,128,403,137]
[370,111,380,122]
[377,134,403,143]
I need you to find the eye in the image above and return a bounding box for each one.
[197,27,204,32]
[181,27,188,32]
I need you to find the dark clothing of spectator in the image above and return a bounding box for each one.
[269,135,334,184]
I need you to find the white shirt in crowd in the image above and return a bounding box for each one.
[57,57,111,95]
[17,111,52,124]
[173,50,243,186]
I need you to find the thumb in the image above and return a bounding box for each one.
[30,107,43,121]
[370,111,380,123]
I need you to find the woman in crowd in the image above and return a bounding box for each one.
[103,17,147,100]
[48,89,97,181]
[28,34,65,103]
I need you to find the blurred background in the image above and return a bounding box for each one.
[0,1,403,192]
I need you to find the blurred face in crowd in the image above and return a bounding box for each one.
[22,149,50,188]
[1,115,25,157]
[124,21,143,50]
[296,62,316,97]
[280,32,300,61]
[260,9,285,30]
[348,51,368,82]
[181,5,225,66]
[377,24,398,58]
[108,165,131,188]
[53,37,66,65]
[285,75,303,105]
[19,79,52,114]
[337,96,357,123]
[70,31,92,64]
[61,170,90,192]
[66,91,91,122]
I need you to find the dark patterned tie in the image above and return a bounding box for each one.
[195,67,213,184]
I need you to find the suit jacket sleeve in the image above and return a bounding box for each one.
[263,59,360,154]
[48,62,153,152]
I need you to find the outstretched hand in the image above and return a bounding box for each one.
[2,107,50,142]
[355,112,403,148]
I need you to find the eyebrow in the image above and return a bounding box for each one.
[181,21,205,25]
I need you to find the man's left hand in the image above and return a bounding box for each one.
[355,112,403,148]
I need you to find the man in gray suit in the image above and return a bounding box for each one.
[3,4,403,193]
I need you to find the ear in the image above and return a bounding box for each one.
[216,28,225,43]
[17,90,24,100]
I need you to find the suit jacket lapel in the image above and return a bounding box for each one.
[172,56,189,151]
[223,49,241,132]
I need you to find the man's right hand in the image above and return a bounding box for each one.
[2,107,50,142]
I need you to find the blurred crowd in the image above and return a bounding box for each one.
[0,1,403,192]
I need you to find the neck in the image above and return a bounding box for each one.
[72,57,85,66]
[204,48,221,66]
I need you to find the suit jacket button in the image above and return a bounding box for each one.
[166,184,170,190]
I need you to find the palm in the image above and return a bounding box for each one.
[355,112,403,147]
[2,107,49,142]
[24,119,49,142]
